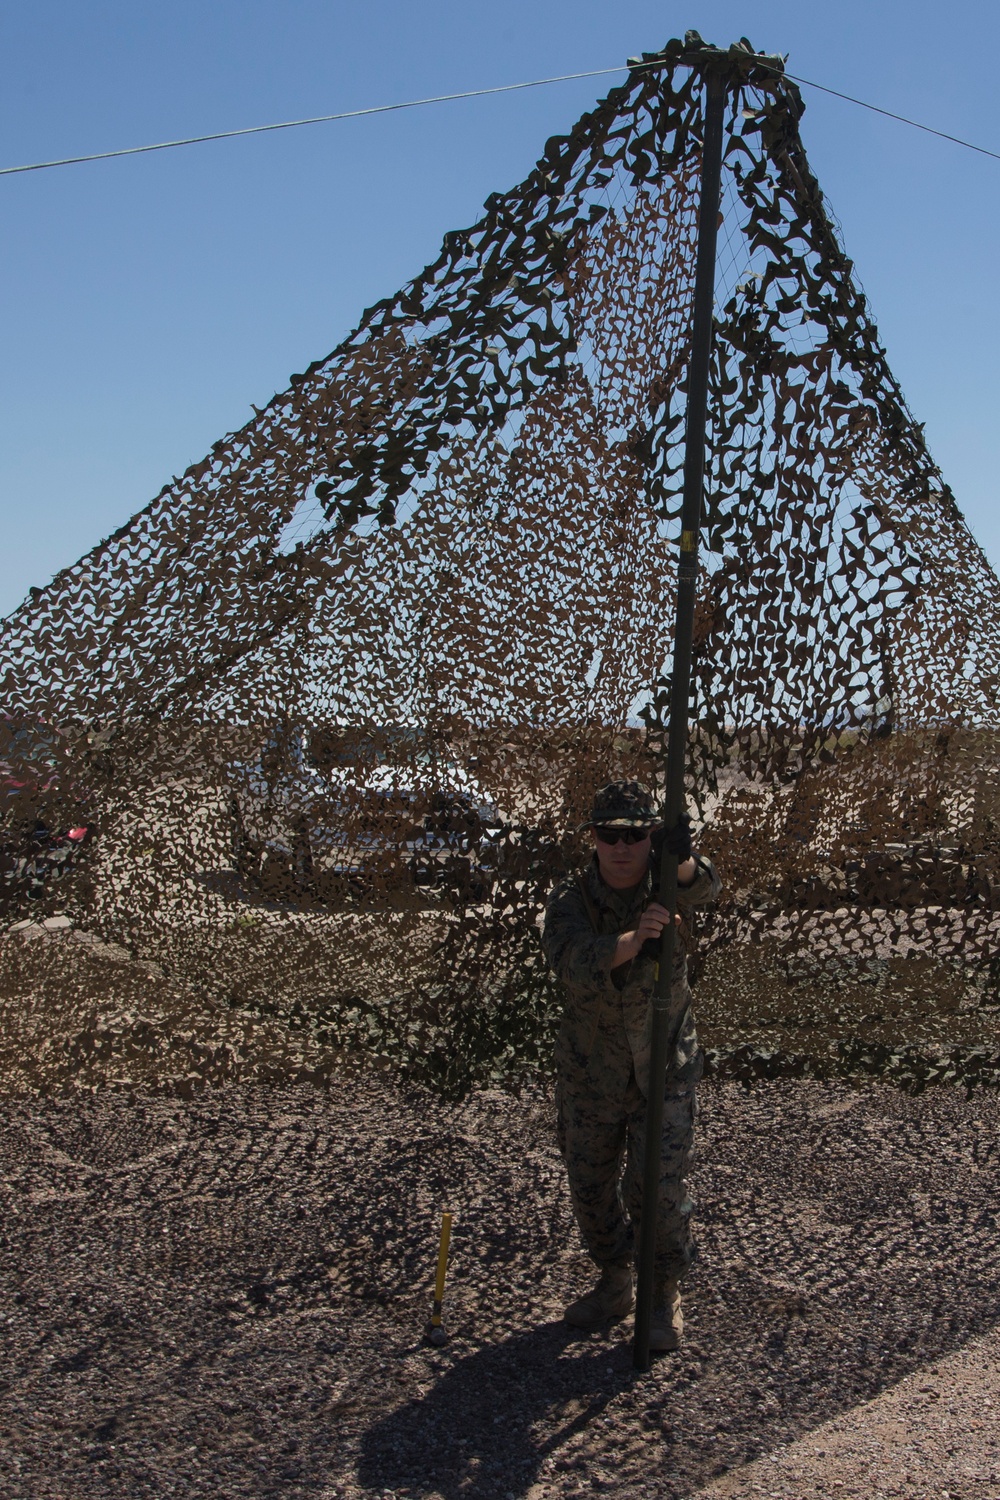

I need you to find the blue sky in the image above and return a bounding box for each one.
[2,0,998,618]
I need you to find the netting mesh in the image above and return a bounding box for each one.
[3,37,1000,1096]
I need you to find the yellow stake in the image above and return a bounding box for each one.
[428,1210,452,1345]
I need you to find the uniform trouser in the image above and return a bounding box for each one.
[556,1071,696,1283]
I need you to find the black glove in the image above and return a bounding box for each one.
[639,816,694,961]
[660,812,693,863]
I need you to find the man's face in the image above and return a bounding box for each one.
[591,826,652,889]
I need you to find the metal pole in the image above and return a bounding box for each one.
[633,65,727,1373]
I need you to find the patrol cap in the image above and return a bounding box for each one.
[578,779,661,831]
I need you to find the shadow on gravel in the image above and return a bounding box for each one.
[357,1320,627,1498]
[357,1291,1000,1500]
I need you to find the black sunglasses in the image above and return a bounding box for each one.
[593,826,652,846]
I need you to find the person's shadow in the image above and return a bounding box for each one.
[356,1264,1000,1500]
[357,1319,629,1497]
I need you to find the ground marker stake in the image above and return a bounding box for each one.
[427,1211,452,1346]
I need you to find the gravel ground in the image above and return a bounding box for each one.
[694,1323,1000,1497]
[3,1071,1000,1499]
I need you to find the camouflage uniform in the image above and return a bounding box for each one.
[542,852,721,1282]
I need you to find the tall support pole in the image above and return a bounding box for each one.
[633,65,727,1373]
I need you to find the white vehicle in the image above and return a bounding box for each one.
[228,729,502,902]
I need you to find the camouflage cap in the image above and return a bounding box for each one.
[579,779,661,831]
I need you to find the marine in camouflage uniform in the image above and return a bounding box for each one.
[542,780,720,1348]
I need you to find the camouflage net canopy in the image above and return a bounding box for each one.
[3,34,1000,1096]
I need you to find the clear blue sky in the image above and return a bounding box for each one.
[2,0,997,619]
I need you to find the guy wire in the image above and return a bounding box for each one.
[1,53,998,178]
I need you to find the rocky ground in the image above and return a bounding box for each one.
[3,1063,1000,1499]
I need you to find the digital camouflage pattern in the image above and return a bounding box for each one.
[579,780,659,830]
[543,854,720,1277]
[1,34,999,1101]
[557,1082,697,1282]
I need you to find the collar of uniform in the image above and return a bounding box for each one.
[585,854,651,920]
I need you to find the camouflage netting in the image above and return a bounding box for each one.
[3,34,1000,1096]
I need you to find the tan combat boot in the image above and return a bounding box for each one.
[563,1265,634,1331]
[648,1279,683,1352]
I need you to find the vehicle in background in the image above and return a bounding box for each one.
[404,789,504,899]
[0,717,93,908]
[227,727,503,905]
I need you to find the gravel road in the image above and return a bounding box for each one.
[3,1070,999,1499]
